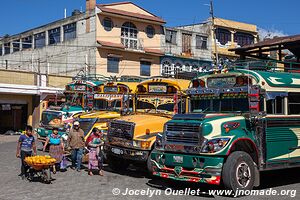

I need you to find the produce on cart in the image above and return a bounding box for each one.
[24,155,56,183]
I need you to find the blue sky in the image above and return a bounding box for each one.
[0,0,299,36]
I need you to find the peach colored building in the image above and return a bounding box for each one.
[95,1,165,77]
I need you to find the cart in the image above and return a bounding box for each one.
[25,161,56,184]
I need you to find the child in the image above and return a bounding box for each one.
[16,125,37,179]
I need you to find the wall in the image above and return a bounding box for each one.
[0,13,98,78]
[96,48,160,77]
[96,14,163,52]
[0,69,35,85]
[48,75,72,88]
[211,18,258,59]
[163,24,212,61]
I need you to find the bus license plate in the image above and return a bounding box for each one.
[111,148,123,155]
[173,156,183,163]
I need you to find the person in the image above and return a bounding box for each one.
[86,128,105,176]
[43,127,64,174]
[235,76,245,87]
[67,121,85,172]
[16,125,37,179]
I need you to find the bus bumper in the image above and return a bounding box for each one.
[151,150,224,185]
[105,144,149,162]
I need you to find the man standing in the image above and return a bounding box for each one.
[67,121,85,172]
[16,125,37,179]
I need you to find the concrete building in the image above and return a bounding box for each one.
[161,24,212,76]
[0,0,165,132]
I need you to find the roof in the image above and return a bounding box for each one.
[240,69,300,88]
[230,34,300,58]
[97,40,125,49]
[97,3,165,24]
[193,68,300,90]
[137,78,190,91]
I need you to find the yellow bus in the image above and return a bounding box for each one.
[75,79,141,141]
[105,77,190,171]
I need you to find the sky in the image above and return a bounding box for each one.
[0,0,299,36]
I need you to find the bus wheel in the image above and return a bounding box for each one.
[107,155,129,171]
[146,150,154,174]
[222,151,255,192]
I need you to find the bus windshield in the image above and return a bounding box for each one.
[94,99,122,111]
[41,111,63,127]
[191,97,249,113]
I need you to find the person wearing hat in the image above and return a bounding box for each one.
[67,121,85,172]
[43,127,64,173]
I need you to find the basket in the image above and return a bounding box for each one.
[26,162,56,171]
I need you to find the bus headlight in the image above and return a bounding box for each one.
[201,138,230,153]
[155,133,164,150]
[133,140,151,149]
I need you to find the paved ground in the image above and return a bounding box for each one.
[0,135,299,200]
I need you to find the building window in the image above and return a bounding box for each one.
[196,35,208,49]
[162,60,172,75]
[22,36,32,49]
[140,61,151,76]
[216,28,231,45]
[34,32,46,48]
[288,93,300,114]
[121,22,138,49]
[174,62,183,74]
[146,25,155,38]
[107,57,120,73]
[4,43,10,54]
[166,30,177,44]
[234,32,254,47]
[48,27,61,45]
[103,18,113,31]
[64,23,76,41]
[12,40,20,52]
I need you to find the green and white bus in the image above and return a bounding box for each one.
[151,66,300,191]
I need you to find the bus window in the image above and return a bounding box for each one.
[266,96,284,114]
[137,85,146,93]
[137,101,155,110]
[288,93,300,114]
[167,86,177,94]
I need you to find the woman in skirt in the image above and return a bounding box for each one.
[43,127,64,173]
[86,128,104,176]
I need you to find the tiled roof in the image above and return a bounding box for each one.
[97,5,165,24]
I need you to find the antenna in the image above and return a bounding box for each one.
[210,0,219,65]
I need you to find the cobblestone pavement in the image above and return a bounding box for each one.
[0,136,299,200]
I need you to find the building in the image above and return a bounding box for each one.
[211,17,258,61]
[159,17,258,76]
[0,0,165,131]
[95,2,165,77]
[161,24,212,76]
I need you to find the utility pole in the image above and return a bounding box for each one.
[210,0,219,65]
[38,58,41,87]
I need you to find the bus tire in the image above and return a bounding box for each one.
[222,151,255,193]
[146,150,154,174]
[107,155,129,171]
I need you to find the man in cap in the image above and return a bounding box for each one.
[67,121,85,172]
